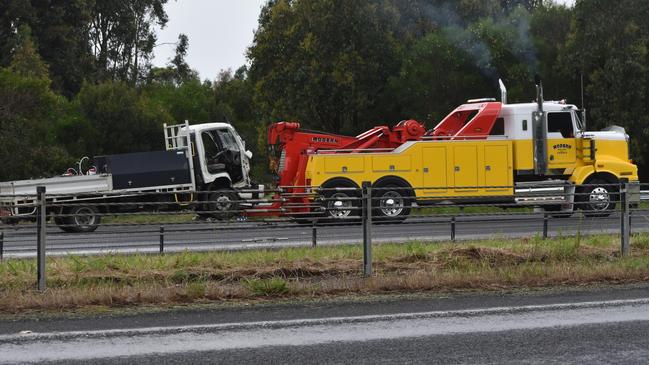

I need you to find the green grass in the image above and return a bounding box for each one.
[2,233,649,312]
[244,278,290,296]
[102,213,196,225]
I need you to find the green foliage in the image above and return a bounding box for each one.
[0,0,169,95]
[185,282,206,299]
[249,0,403,133]
[86,0,169,85]
[562,0,649,180]
[72,81,173,156]
[0,65,71,180]
[386,31,491,122]
[244,278,290,296]
[2,0,649,183]
[9,26,49,80]
[143,79,213,123]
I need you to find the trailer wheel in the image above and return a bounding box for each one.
[372,183,412,222]
[579,178,617,217]
[207,190,240,220]
[62,205,101,233]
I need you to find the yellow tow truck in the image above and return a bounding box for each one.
[302,79,639,220]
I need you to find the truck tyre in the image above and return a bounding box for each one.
[53,215,73,233]
[320,180,361,221]
[207,189,239,220]
[580,178,617,217]
[62,205,101,233]
[372,183,413,222]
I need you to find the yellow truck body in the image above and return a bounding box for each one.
[307,140,515,199]
[304,101,638,219]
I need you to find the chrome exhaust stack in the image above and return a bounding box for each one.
[532,75,548,175]
[498,79,507,105]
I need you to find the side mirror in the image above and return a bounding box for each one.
[245,150,253,159]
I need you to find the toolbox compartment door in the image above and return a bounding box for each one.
[453,145,478,192]
[484,144,512,192]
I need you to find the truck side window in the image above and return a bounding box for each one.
[202,131,219,160]
[547,112,574,138]
[489,118,505,135]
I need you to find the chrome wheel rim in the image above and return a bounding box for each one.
[379,191,404,217]
[74,207,96,227]
[215,194,233,211]
[589,186,610,211]
[327,192,353,218]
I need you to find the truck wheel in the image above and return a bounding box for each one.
[372,184,412,222]
[580,178,617,217]
[208,190,240,220]
[54,215,73,233]
[63,206,101,233]
[320,182,361,221]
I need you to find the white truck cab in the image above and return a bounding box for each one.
[184,123,253,190]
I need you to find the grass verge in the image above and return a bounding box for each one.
[2,233,649,313]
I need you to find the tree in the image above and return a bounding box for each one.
[73,81,173,157]
[29,0,93,96]
[147,33,198,86]
[9,26,49,79]
[213,67,266,179]
[248,0,402,133]
[143,78,213,124]
[529,2,574,101]
[0,0,35,67]
[87,0,169,85]
[170,34,197,84]
[0,36,71,180]
[562,0,649,180]
[386,32,492,124]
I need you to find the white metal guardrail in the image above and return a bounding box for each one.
[1,182,648,290]
[642,190,649,201]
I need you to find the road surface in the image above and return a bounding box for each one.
[2,210,649,258]
[3,285,649,364]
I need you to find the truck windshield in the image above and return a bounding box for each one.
[216,129,240,152]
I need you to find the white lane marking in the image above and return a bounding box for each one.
[2,297,649,341]
[2,298,649,363]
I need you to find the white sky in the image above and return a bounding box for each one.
[153,0,267,82]
[153,0,576,82]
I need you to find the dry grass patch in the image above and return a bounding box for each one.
[1,233,649,313]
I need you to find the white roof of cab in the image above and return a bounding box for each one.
[501,102,578,115]
[187,123,234,133]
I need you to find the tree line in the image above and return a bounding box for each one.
[1,0,648,182]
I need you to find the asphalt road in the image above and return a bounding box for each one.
[3,285,649,364]
[2,209,649,258]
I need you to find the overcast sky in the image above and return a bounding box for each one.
[153,0,576,82]
[153,0,266,81]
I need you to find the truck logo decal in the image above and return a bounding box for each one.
[312,137,338,143]
[552,143,572,150]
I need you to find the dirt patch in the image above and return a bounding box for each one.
[440,246,528,266]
